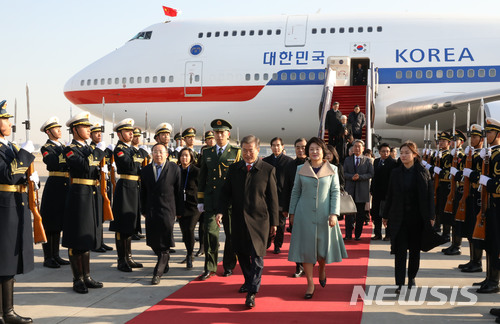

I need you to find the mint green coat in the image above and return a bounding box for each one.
[288,161,348,264]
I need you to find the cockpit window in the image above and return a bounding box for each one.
[129,31,152,41]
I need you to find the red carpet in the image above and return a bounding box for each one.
[128,220,371,324]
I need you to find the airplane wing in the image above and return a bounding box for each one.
[386,88,500,129]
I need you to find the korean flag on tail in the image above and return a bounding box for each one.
[351,43,370,54]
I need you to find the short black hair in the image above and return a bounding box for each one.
[378,142,390,151]
[270,137,283,146]
[294,137,307,146]
[177,147,195,165]
[305,137,328,158]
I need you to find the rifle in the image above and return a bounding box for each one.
[444,113,457,214]
[100,159,114,221]
[426,123,432,165]
[473,99,487,240]
[434,121,440,205]
[422,124,428,160]
[455,104,471,222]
[110,113,117,194]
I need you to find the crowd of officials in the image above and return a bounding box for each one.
[1,97,500,321]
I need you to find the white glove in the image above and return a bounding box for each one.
[107,144,115,151]
[479,175,491,187]
[451,148,456,156]
[427,149,433,156]
[112,162,117,170]
[463,168,473,178]
[425,164,432,170]
[464,146,472,155]
[96,141,106,151]
[422,161,428,167]
[197,203,204,213]
[450,167,458,176]
[480,148,491,160]
[21,140,34,153]
[434,167,442,175]
[29,171,40,190]
[101,164,109,174]
[438,151,442,159]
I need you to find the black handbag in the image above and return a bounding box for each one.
[340,191,357,215]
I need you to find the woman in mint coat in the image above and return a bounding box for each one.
[288,137,348,299]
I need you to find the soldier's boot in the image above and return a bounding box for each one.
[186,254,193,269]
[42,234,60,268]
[126,236,143,268]
[441,224,451,241]
[2,278,33,324]
[116,233,132,272]
[152,251,170,285]
[52,232,70,265]
[477,252,499,293]
[444,230,461,255]
[69,251,88,294]
[462,242,483,272]
[82,251,103,289]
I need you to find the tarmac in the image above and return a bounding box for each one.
[10,158,500,323]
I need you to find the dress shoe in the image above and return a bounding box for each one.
[286,226,292,233]
[84,277,103,289]
[170,249,176,254]
[476,281,499,293]
[395,285,402,295]
[354,237,361,241]
[131,234,141,241]
[102,243,114,251]
[344,236,352,241]
[408,278,416,289]
[239,284,248,293]
[245,293,256,308]
[54,255,70,265]
[43,257,61,268]
[223,269,233,277]
[441,245,452,253]
[273,246,281,254]
[186,255,193,269]
[199,270,216,281]
[461,263,482,273]
[458,261,472,269]
[3,310,33,324]
[137,233,146,239]
[473,278,487,286]
[151,275,161,285]
[444,246,461,255]
[92,247,107,253]
[73,279,89,294]
[371,235,382,240]
[180,257,187,264]
[195,250,204,257]
[490,308,500,317]
[319,278,327,288]
[304,289,315,299]
[293,266,304,278]
[383,236,391,241]
[117,259,132,272]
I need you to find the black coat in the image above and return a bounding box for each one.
[62,140,105,250]
[282,158,306,213]
[370,157,397,201]
[0,142,35,276]
[383,161,446,253]
[262,152,293,210]
[141,161,183,251]
[218,158,279,256]
[40,140,69,232]
[180,164,200,218]
[325,109,343,142]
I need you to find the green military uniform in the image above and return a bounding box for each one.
[434,131,452,240]
[182,127,199,164]
[198,119,241,275]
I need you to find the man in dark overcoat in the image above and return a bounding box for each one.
[0,100,35,323]
[217,135,279,308]
[141,143,183,285]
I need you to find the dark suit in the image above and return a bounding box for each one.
[262,152,293,250]
[370,157,397,237]
[179,165,200,256]
[325,109,342,146]
[218,158,279,293]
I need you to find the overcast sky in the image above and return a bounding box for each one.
[2,0,499,145]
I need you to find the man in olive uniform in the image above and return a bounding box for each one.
[432,131,452,241]
[0,100,35,323]
[109,119,145,272]
[183,127,199,164]
[197,119,241,280]
[173,132,184,160]
[39,117,71,268]
[63,111,106,294]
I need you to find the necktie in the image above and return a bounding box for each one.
[355,157,359,168]
[218,147,223,158]
[247,164,252,172]
[156,165,162,181]
[7,142,14,152]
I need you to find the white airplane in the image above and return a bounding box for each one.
[63,13,500,147]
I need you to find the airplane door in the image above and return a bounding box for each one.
[185,61,202,97]
[285,15,307,47]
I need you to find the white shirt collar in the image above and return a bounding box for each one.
[50,139,62,146]
[216,143,228,152]
[75,139,87,146]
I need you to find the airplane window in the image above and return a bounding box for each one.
[130,31,152,41]
[457,69,464,78]
[246,74,251,81]
[396,71,402,79]
[272,73,278,80]
[416,71,423,79]
[129,77,134,84]
[254,74,259,81]
[330,28,335,33]
[137,77,142,84]
[115,78,119,84]
[241,30,246,36]
[339,27,345,33]
[80,80,84,86]
[100,78,105,85]
[318,72,325,80]
[348,27,354,33]
[169,76,174,82]
[250,30,255,36]
[258,30,264,36]
[377,26,383,32]
[145,76,150,83]
[489,69,497,77]
[312,28,317,34]
[224,31,229,37]
[425,70,432,78]
[153,76,158,83]
[446,70,454,78]
[161,76,166,83]
[406,71,412,79]
[267,29,272,35]
[309,72,316,80]
[93,79,98,85]
[358,27,363,32]
[281,73,287,81]
[321,28,326,34]
[207,32,212,38]
[198,33,203,38]
[276,29,281,35]
[290,73,297,80]
[215,31,220,37]
[87,80,91,86]
[107,78,112,85]
[467,69,474,78]
[122,77,127,84]
[478,69,485,77]
[263,73,269,80]
[300,72,306,80]
[232,30,237,36]
[195,75,200,82]
[145,32,152,39]
[368,27,373,32]
[436,70,443,78]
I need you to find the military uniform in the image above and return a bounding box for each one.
[39,117,71,268]
[0,100,35,323]
[434,131,452,240]
[198,119,241,277]
[182,127,199,164]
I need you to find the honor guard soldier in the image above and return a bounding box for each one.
[475,117,500,294]
[198,131,216,164]
[173,132,184,160]
[39,117,71,268]
[0,100,35,323]
[197,119,241,280]
[432,131,452,240]
[154,122,175,160]
[182,127,199,164]
[443,129,467,255]
[89,123,114,252]
[459,124,484,273]
[131,127,149,240]
[63,111,106,294]
[109,119,145,272]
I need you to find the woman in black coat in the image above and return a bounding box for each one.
[178,148,200,269]
[382,141,436,293]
